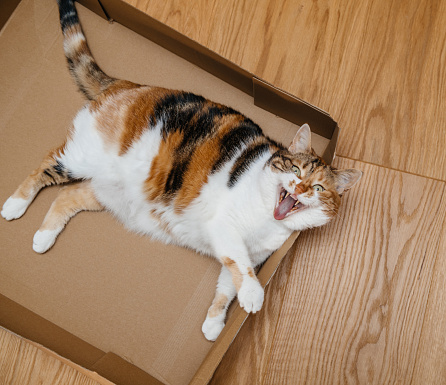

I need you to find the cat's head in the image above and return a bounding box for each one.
[267,124,362,230]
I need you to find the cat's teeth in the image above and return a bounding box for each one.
[279,190,286,203]
[291,199,301,211]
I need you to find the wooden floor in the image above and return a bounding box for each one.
[2,0,446,384]
[0,327,113,385]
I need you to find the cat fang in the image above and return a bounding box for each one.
[274,187,306,220]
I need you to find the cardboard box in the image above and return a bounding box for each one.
[0,0,339,384]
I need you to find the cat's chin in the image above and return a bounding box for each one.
[274,187,306,220]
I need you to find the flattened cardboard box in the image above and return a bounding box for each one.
[0,0,338,384]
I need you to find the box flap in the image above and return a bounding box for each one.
[0,0,21,31]
[0,294,105,369]
[78,0,254,96]
[253,77,337,139]
[91,353,165,385]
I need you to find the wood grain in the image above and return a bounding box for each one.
[211,157,446,384]
[126,0,446,181]
[0,327,112,385]
[411,212,446,384]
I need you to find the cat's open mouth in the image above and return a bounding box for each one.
[274,187,306,220]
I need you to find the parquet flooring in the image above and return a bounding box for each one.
[2,0,446,384]
[0,328,112,385]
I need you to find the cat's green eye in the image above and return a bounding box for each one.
[291,166,301,177]
[313,184,325,192]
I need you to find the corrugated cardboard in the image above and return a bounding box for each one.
[0,0,339,384]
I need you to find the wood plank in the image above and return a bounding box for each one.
[412,209,446,384]
[209,157,446,384]
[0,328,113,385]
[262,158,446,384]
[125,0,446,181]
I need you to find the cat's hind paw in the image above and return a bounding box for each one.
[1,197,30,220]
[33,229,59,254]
[238,280,264,314]
[202,317,225,341]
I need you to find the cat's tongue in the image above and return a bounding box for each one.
[274,194,296,220]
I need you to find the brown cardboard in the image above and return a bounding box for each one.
[0,0,339,384]
[1,325,116,385]
[0,295,165,385]
[0,0,21,31]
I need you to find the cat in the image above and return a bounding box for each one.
[1,0,362,341]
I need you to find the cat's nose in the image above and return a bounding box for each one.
[294,184,305,195]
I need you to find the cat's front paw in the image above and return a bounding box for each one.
[202,317,225,341]
[237,280,264,313]
[33,230,59,254]
[1,197,30,220]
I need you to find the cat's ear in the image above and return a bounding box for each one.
[289,124,311,154]
[333,169,363,194]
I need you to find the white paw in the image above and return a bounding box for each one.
[202,317,225,341]
[1,197,30,220]
[33,229,59,254]
[237,280,264,313]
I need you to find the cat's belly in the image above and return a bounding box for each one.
[57,108,287,260]
[59,108,176,242]
[91,178,174,242]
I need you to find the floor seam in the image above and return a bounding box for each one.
[335,155,446,183]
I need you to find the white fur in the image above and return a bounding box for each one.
[202,266,236,341]
[33,229,61,254]
[202,315,225,341]
[237,278,264,313]
[63,32,86,56]
[1,197,31,220]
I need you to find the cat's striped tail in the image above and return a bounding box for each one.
[57,0,116,100]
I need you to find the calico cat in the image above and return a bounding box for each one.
[1,0,362,341]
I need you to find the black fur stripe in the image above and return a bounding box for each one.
[303,158,325,173]
[212,120,263,173]
[164,160,189,196]
[228,143,270,187]
[153,92,205,133]
[43,169,57,184]
[53,160,74,180]
[57,0,79,32]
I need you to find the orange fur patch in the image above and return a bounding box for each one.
[121,87,171,155]
[221,257,243,291]
[174,114,243,212]
[145,130,185,202]
[39,182,103,231]
[91,85,174,155]
[12,144,68,200]
[207,293,229,318]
